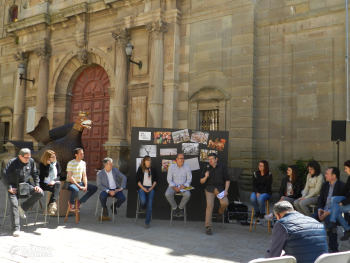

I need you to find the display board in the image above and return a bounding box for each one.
[127,127,229,221]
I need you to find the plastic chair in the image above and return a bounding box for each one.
[95,192,115,223]
[309,204,317,214]
[64,198,80,224]
[34,191,60,227]
[314,251,350,263]
[249,200,271,234]
[135,192,152,223]
[170,193,187,227]
[2,192,29,230]
[248,256,296,263]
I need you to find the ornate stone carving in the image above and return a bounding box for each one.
[13,51,25,61]
[111,27,130,45]
[146,19,167,39]
[73,30,87,48]
[107,46,112,53]
[34,44,51,59]
[77,49,88,65]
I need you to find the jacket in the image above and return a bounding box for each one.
[302,173,324,199]
[135,166,158,190]
[318,180,345,209]
[279,177,303,199]
[1,157,39,190]
[96,168,127,193]
[39,162,62,187]
[252,171,272,195]
[340,176,350,206]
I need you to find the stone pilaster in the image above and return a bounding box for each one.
[34,44,51,125]
[146,19,167,128]
[110,27,130,145]
[12,51,27,141]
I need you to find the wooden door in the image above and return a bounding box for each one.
[70,65,110,180]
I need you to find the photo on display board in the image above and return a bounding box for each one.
[139,131,151,141]
[162,159,177,172]
[182,143,199,155]
[160,148,177,156]
[172,129,190,144]
[139,145,157,157]
[136,158,143,172]
[200,149,218,162]
[184,157,200,171]
[190,131,209,145]
[154,131,172,144]
[207,137,226,152]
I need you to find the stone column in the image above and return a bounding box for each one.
[146,20,167,128]
[34,44,51,125]
[111,27,130,145]
[12,52,27,141]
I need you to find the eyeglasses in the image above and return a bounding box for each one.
[177,158,185,160]
[23,157,30,160]
[50,156,56,159]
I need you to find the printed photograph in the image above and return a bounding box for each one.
[139,145,157,157]
[162,159,177,172]
[160,148,177,156]
[172,129,190,144]
[200,149,218,162]
[182,143,199,155]
[184,157,200,171]
[139,131,151,141]
[154,131,172,144]
[207,137,226,152]
[191,131,209,145]
[136,158,143,172]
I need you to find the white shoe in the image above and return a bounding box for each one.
[13,230,20,237]
[18,206,26,219]
[264,213,274,221]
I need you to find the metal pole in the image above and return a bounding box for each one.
[337,140,340,168]
[347,0,349,121]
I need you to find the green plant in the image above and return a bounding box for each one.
[276,157,315,185]
[276,163,288,174]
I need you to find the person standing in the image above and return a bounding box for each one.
[165,153,192,217]
[136,155,158,228]
[66,148,97,211]
[200,153,230,235]
[1,148,44,237]
[97,157,127,218]
[39,150,62,215]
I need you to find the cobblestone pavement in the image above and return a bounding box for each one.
[0,183,349,263]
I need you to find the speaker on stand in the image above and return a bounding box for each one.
[331,120,346,168]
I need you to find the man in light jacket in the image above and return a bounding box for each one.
[97,157,127,217]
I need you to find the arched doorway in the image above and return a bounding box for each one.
[70,65,110,180]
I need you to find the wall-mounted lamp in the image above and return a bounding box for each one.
[18,63,35,85]
[125,42,142,70]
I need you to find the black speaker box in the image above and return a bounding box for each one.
[331,120,346,141]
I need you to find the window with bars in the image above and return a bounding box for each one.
[199,110,219,131]
[11,7,18,22]
[0,122,9,154]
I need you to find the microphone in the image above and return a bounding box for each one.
[206,165,210,172]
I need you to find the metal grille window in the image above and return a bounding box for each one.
[199,110,219,131]
[0,122,9,154]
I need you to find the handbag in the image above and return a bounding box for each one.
[18,182,30,198]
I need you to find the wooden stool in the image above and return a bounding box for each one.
[249,200,270,234]
[64,199,80,224]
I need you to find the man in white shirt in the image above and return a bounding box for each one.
[97,157,127,217]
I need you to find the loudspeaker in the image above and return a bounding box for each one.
[331,120,346,141]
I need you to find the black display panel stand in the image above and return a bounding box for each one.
[127,127,229,221]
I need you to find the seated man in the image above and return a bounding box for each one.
[311,167,345,253]
[200,153,230,235]
[66,148,97,211]
[97,157,127,217]
[165,153,192,217]
[266,201,328,263]
[328,160,350,240]
[1,148,44,237]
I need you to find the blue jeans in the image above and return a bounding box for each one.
[138,187,155,224]
[330,196,350,231]
[67,182,98,205]
[99,190,126,209]
[311,211,338,250]
[250,192,271,214]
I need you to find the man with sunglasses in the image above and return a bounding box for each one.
[2,148,44,237]
[165,153,192,217]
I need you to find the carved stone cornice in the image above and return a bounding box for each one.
[13,51,26,61]
[34,44,51,59]
[146,19,167,39]
[77,49,88,65]
[111,27,130,46]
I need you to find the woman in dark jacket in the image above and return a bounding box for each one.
[39,150,61,215]
[250,160,273,219]
[136,155,158,228]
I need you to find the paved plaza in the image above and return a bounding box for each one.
[0,183,349,263]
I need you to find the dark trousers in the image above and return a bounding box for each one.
[8,185,44,231]
[312,211,338,250]
[99,190,126,209]
[41,182,61,206]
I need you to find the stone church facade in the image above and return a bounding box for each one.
[0,0,348,195]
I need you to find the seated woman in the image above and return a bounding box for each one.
[265,165,302,220]
[294,160,324,217]
[250,160,273,219]
[136,155,158,229]
[39,150,62,215]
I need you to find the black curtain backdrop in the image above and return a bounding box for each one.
[127,127,230,221]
